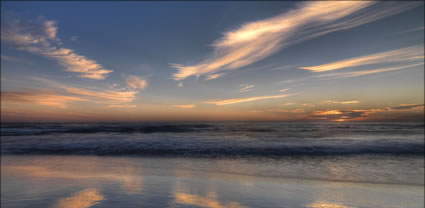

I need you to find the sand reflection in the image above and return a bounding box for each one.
[52,188,104,208]
[174,192,247,208]
[3,162,143,194]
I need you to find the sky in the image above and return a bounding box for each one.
[1,1,424,122]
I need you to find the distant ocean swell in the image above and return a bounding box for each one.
[1,122,423,157]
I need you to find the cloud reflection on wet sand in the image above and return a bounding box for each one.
[52,188,104,208]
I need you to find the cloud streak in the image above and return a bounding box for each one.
[35,77,139,105]
[171,1,421,80]
[125,75,147,90]
[317,62,424,79]
[204,94,292,105]
[1,17,113,79]
[172,105,196,109]
[1,90,86,108]
[239,84,254,92]
[321,100,360,104]
[301,46,424,72]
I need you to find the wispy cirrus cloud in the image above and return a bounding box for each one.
[63,87,137,104]
[107,104,136,108]
[317,62,424,79]
[205,73,225,80]
[239,84,254,92]
[125,75,147,90]
[26,77,139,107]
[321,100,360,104]
[1,90,86,108]
[172,105,196,109]
[171,1,421,80]
[301,46,424,72]
[269,108,305,113]
[1,17,113,79]
[204,94,292,105]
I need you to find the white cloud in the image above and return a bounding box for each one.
[125,75,147,90]
[1,17,113,79]
[301,46,424,72]
[317,62,424,79]
[171,1,421,80]
[239,84,254,92]
[205,73,225,80]
[204,94,293,105]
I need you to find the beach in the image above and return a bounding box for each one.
[2,155,424,208]
[1,122,424,208]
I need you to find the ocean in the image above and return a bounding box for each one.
[1,122,424,208]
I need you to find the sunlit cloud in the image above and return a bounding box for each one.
[178,82,183,87]
[317,62,424,79]
[34,77,138,105]
[269,108,305,113]
[307,201,353,208]
[205,73,225,80]
[239,84,254,92]
[301,46,424,72]
[204,94,293,105]
[279,88,289,92]
[1,90,86,108]
[53,188,104,208]
[63,87,137,104]
[125,75,147,90]
[173,105,196,109]
[321,100,360,104]
[107,104,137,108]
[172,1,421,80]
[310,103,424,121]
[1,17,113,79]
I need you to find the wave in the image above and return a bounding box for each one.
[2,141,423,157]
[2,122,423,157]
[1,122,423,136]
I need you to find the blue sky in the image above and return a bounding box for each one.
[1,1,424,122]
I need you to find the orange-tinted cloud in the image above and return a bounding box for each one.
[125,75,147,90]
[172,2,420,80]
[173,105,196,109]
[321,100,360,104]
[317,62,424,79]
[1,90,86,108]
[204,94,292,105]
[301,46,424,72]
[205,73,225,80]
[1,17,113,79]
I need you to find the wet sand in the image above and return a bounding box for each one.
[1,155,423,208]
